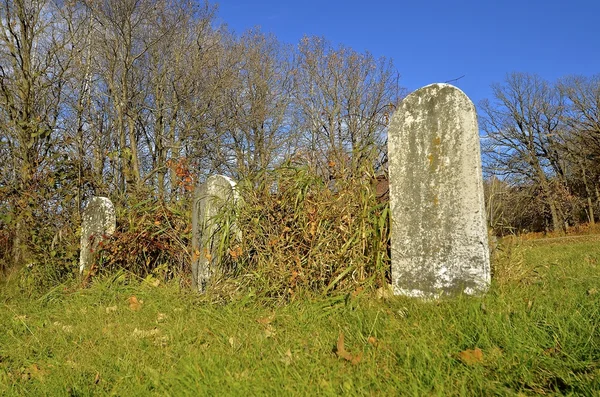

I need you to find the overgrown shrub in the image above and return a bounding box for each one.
[211,165,390,298]
[1,169,83,292]
[96,199,191,281]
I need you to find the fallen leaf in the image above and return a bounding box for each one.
[94,372,101,384]
[457,348,484,365]
[257,316,274,325]
[289,270,299,283]
[336,332,362,364]
[367,336,379,347]
[351,286,364,297]
[229,245,243,259]
[280,348,293,366]
[128,296,143,311]
[587,288,598,296]
[156,313,167,323]
[544,346,560,356]
[132,328,160,338]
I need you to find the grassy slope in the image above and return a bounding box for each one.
[1,239,599,396]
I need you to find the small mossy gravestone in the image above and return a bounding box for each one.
[79,196,116,273]
[191,175,238,292]
[387,83,490,297]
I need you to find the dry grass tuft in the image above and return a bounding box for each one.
[210,166,390,299]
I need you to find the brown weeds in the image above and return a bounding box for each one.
[213,166,390,298]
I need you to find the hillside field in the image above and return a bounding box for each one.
[1,237,599,395]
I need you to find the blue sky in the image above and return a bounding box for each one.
[215,0,600,107]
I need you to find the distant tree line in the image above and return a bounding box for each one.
[0,0,597,276]
[0,0,400,271]
[481,73,600,235]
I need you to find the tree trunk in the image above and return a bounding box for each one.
[536,164,564,234]
[127,115,142,189]
[580,162,595,225]
[548,199,563,234]
[11,161,34,267]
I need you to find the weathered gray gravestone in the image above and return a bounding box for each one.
[79,197,116,273]
[387,83,490,297]
[191,175,238,292]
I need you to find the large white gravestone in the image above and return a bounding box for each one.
[387,83,490,297]
[79,197,116,273]
[191,175,238,292]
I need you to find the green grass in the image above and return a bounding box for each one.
[1,239,600,396]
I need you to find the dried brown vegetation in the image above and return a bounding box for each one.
[206,166,390,298]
